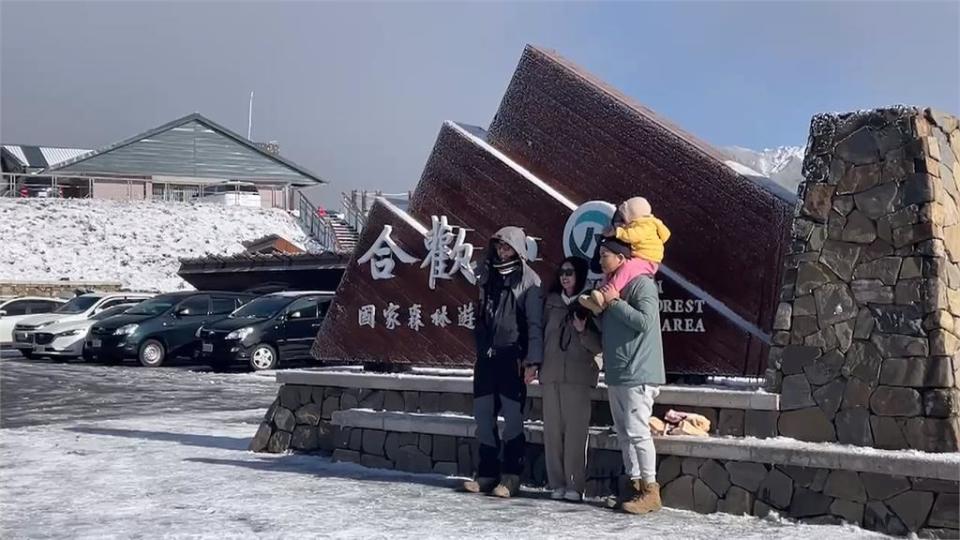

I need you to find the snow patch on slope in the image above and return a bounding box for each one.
[0,198,321,292]
[723,145,806,195]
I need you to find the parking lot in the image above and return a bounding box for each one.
[0,348,278,429]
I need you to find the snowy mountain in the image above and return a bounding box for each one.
[0,199,321,292]
[722,145,806,195]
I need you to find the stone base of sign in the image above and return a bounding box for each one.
[248,371,958,536]
[248,370,781,455]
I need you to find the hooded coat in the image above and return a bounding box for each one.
[474,226,544,367]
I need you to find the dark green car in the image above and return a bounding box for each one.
[85,291,253,367]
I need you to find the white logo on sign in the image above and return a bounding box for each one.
[562,200,616,283]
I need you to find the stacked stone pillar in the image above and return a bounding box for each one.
[767,107,960,452]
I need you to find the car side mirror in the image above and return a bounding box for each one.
[0,310,6,317]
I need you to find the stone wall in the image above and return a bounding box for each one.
[248,382,958,536]
[0,280,123,298]
[248,383,775,454]
[767,107,960,452]
[657,457,958,537]
[324,423,958,537]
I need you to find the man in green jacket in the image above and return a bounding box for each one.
[595,237,666,514]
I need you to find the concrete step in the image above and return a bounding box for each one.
[276,369,780,411]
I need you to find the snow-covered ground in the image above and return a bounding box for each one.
[0,357,888,539]
[0,407,887,540]
[0,198,321,292]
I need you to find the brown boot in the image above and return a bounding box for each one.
[621,480,662,515]
[491,474,521,498]
[461,476,497,494]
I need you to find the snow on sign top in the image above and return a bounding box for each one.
[446,121,578,211]
[378,196,428,235]
[723,160,767,179]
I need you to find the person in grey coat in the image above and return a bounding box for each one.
[540,256,602,503]
[462,226,544,498]
[592,236,666,514]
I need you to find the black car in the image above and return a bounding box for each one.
[85,291,253,367]
[197,291,333,371]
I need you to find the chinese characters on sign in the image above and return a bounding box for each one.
[358,305,376,329]
[421,216,478,290]
[358,303,476,331]
[357,216,477,288]
[357,225,420,280]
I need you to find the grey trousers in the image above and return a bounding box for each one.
[607,384,659,483]
[541,382,593,493]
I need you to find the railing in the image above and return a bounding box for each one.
[341,191,369,234]
[340,189,412,235]
[0,172,293,210]
[297,191,353,253]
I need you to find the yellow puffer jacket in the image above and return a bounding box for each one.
[615,216,671,263]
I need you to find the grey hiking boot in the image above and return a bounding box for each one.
[491,474,521,498]
[462,476,498,494]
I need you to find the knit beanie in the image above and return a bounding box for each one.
[619,197,652,222]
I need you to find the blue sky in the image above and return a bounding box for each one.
[2,1,958,207]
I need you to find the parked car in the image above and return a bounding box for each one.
[0,296,67,343]
[13,292,153,359]
[32,304,138,361]
[85,291,254,367]
[195,181,261,207]
[197,291,334,371]
[18,178,61,198]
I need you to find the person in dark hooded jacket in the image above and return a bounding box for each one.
[462,226,544,498]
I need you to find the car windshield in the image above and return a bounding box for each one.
[55,296,101,314]
[125,297,177,316]
[90,305,133,320]
[229,296,290,319]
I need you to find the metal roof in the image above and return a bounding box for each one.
[2,145,91,169]
[263,290,337,297]
[178,252,349,274]
[42,113,326,185]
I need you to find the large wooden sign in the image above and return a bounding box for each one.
[313,45,794,376]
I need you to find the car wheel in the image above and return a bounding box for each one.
[249,344,278,371]
[81,349,94,363]
[19,350,35,360]
[138,339,166,367]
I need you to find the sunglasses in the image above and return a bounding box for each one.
[559,268,576,277]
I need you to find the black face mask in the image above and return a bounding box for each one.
[492,241,517,264]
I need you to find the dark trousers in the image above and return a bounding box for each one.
[473,348,527,478]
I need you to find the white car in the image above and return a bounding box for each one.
[13,292,153,358]
[31,304,135,360]
[0,297,67,343]
[196,181,261,207]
